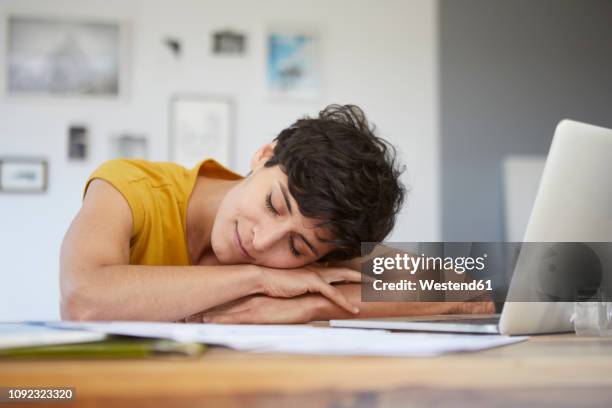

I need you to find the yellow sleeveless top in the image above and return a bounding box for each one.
[84,159,243,266]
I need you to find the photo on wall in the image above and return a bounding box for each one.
[67,124,89,160]
[109,134,148,159]
[266,28,320,100]
[0,158,48,193]
[169,95,233,169]
[212,30,246,55]
[5,16,125,97]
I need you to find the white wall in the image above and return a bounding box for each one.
[0,0,439,320]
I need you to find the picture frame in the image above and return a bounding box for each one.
[67,124,89,160]
[0,157,48,193]
[266,27,321,101]
[212,30,246,55]
[3,14,130,99]
[110,134,149,159]
[169,95,234,169]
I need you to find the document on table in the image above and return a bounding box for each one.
[0,323,106,350]
[40,321,527,357]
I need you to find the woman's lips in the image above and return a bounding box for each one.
[234,221,254,260]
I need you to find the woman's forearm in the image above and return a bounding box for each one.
[311,284,486,320]
[61,264,262,322]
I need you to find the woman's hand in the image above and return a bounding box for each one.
[451,300,496,315]
[255,264,363,314]
[184,294,325,324]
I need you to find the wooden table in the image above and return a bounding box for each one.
[1,332,612,407]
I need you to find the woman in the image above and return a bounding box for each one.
[60,104,492,322]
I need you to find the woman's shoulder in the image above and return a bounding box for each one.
[91,159,186,182]
[90,157,197,198]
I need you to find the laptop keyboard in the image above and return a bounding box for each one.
[413,317,500,325]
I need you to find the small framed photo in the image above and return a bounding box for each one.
[4,15,129,98]
[68,124,89,160]
[169,95,234,169]
[0,158,48,193]
[110,134,149,159]
[212,30,246,55]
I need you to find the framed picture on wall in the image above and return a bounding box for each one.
[266,27,321,100]
[67,124,89,160]
[212,29,246,55]
[109,134,149,159]
[0,158,48,193]
[169,95,234,169]
[4,15,129,98]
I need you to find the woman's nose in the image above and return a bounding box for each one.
[252,223,289,252]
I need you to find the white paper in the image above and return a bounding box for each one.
[0,323,106,349]
[42,321,527,357]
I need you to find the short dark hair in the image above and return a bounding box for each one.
[265,104,406,261]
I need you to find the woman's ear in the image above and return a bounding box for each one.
[250,141,277,171]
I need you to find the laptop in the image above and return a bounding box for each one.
[331,119,612,335]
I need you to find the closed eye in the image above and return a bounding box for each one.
[267,191,304,258]
[290,236,302,257]
[266,192,279,215]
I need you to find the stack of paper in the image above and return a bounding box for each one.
[0,323,106,350]
[42,321,527,357]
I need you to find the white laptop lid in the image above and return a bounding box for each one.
[500,119,612,335]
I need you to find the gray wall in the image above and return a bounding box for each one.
[439,0,612,241]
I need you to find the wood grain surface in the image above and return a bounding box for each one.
[1,333,612,407]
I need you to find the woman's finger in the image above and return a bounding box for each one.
[319,268,363,284]
[314,279,359,314]
[202,311,255,324]
[340,269,365,283]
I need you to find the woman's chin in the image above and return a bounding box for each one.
[213,247,242,265]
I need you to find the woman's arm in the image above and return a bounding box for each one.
[60,179,360,322]
[188,283,494,324]
[189,246,495,324]
[310,283,495,320]
[60,179,263,321]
